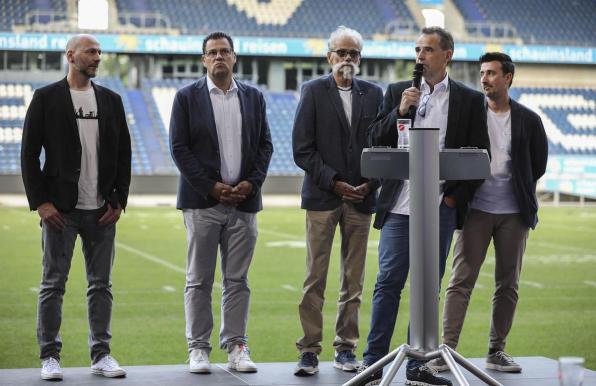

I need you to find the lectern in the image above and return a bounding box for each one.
[344,128,502,386]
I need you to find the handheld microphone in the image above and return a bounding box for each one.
[408,63,424,116]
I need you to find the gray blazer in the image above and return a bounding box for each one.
[292,75,383,214]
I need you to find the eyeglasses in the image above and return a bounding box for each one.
[330,49,361,59]
[418,93,431,117]
[204,48,233,58]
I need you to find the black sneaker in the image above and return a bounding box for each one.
[334,350,359,372]
[405,364,453,386]
[355,363,383,386]
[485,351,522,373]
[294,352,319,376]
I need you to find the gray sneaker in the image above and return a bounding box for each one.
[334,350,359,372]
[485,351,522,373]
[427,356,450,372]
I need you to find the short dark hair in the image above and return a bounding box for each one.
[421,26,454,51]
[479,52,515,87]
[202,31,234,54]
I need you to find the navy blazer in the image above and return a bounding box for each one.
[169,77,273,212]
[370,79,490,229]
[21,78,132,212]
[505,98,548,229]
[292,75,383,214]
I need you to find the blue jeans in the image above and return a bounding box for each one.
[363,202,456,367]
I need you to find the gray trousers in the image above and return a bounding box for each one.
[183,205,257,353]
[442,209,529,352]
[296,203,372,354]
[37,206,116,363]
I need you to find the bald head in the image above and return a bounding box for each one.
[65,34,99,54]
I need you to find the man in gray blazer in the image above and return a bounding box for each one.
[170,31,273,375]
[292,25,383,376]
[429,52,548,374]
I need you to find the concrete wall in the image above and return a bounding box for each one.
[0,174,304,195]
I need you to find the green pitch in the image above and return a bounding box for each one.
[1,206,595,369]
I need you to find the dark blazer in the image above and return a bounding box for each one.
[292,75,383,213]
[169,77,273,212]
[370,78,490,229]
[21,78,132,212]
[507,98,548,229]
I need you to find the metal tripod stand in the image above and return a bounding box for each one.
[345,129,502,386]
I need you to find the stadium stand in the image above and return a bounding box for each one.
[113,0,416,38]
[452,0,595,46]
[1,79,595,176]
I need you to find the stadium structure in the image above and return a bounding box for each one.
[0,0,595,202]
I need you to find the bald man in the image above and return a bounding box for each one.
[21,34,131,380]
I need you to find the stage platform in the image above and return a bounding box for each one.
[1,357,594,385]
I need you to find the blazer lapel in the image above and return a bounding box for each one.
[236,79,251,173]
[59,78,80,141]
[92,81,108,146]
[509,98,522,162]
[326,75,351,135]
[351,79,363,135]
[194,77,219,147]
[445,78,461,148]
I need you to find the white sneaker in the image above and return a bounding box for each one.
[91,355,127,378]
[228,344,257,372]
[41,357,63,380]
[189,348,211,373]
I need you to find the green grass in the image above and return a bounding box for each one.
[1,206,595,369]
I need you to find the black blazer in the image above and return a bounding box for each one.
[169,77,273,212]
[292,75,383,214]
[370,79,490,229]
[507,98,548,229]
[21,78,132,212]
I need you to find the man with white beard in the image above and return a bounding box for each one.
[292,25,383,376]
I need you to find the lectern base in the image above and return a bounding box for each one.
[343,344,502,386]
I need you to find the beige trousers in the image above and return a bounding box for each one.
[442,209,529,352]
[296,202,372,354]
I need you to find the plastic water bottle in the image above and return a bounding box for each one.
[397,118,411,149]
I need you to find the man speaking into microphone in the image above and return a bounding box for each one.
[356,27,489,386]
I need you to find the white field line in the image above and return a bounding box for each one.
[531,240,592,254]
[116,242,222,289]
[479,272,544,288]
[281,284,298,291]
[584,281,596,288]
[162,285,176,292]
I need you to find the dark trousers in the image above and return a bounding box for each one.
[37,206,116,363]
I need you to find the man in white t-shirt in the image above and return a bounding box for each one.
[429,52,548,373]
[21,34,131,381]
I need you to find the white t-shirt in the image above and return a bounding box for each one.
[70,88,103,209]
[471,108,519,213]
[337,85,353,127]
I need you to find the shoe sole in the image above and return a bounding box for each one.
[294,367,318,376]
[485,363,522,373]
[190,367,211,374]
[228,365,258,373]
[91,369,127,378]
[333,362,358,372]
[41,373,63,380]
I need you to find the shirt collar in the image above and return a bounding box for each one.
[206,76,238,94]
[421,73,449,95]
